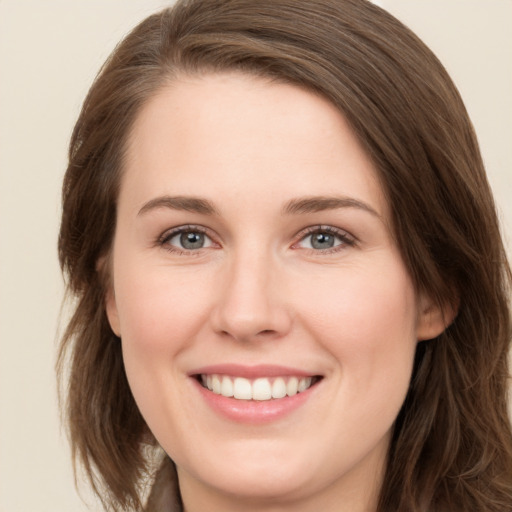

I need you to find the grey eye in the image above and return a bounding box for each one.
[166,230,213,250]
[310,232,336,249]
[296,228,353,251]
[180,232,205,249]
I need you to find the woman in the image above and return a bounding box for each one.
[57,0,512,511]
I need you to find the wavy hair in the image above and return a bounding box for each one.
[58,0,512,510]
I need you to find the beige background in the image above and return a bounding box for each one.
[0,1,510,511]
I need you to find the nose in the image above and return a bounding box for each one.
[210,250,293,343]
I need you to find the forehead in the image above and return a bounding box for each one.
[121,72,388,218]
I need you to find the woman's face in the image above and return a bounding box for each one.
[107,73,445,510]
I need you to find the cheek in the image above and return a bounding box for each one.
[298,260,416,337]
[295,260,418,399]
[114,263,213,355]
[112,263,216,434]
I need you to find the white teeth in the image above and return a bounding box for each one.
[233,377,252,399]
[221,376,234,397]
[298,377,312,392]
[286,376,299,396]
[201,374,316,400]
[212,375,221,394]
[271,377,287,399]
[252,378,272,401]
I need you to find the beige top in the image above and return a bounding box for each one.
[145,457,182,512]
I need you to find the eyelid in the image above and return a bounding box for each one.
[157,224,219,253]
[155,224,355,255]
[292,225,357,251]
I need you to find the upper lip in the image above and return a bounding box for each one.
[189,364,319,379]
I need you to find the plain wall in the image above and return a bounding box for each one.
[0,1,510,511]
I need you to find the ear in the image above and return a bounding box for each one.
[97,255,121,338]
[105,286,121,337]
[416,293,458,341]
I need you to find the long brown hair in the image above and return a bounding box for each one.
[58,1,512,510]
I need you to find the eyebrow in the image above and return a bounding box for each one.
[137,194,379,218]
[282,196,380,217]
[138,195,219,216]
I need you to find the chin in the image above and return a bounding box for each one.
[189,464,314,504]
[175,439,319,499]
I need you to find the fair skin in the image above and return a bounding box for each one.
[106,73,448,512]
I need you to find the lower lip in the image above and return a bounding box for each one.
[192,378,318,424]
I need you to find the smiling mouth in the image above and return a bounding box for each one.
[197,374,321,401]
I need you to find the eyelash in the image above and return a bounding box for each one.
[157,225,216,255]
[292,225,356,254]
[157,224,356,255]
